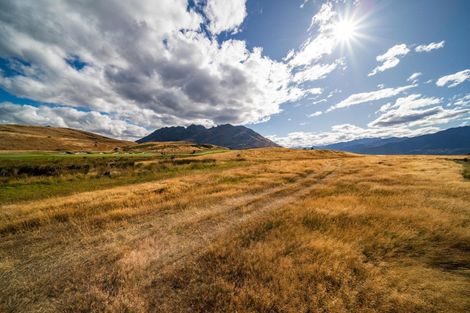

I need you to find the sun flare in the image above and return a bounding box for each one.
[333,18,359,42]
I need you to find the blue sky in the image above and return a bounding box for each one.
[0,0,469,146]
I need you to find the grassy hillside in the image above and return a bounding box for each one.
[0,149,469,312]
[0,124,134,151]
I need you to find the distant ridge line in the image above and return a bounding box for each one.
[316,126,470,155]
[138,124,280,149]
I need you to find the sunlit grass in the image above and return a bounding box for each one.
[0,149,468,312]
[0,148,232,205]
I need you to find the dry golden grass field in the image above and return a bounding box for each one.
[0,148,469,312]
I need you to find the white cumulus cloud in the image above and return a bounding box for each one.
[368,44,410,76]
[368,94,468,128]
[327,85,415,112]
[453,94,470,107]
[407,72,422,83]
[415,40,445,53]
[288,3,338,67]
[292,61,340,83]
[308,111,323,117]
[205,0,247,34]
[0,102,148,140]
[0,0,308,133]
[436,69,470,87]
[268,124,440,147]
[0,0,348,138]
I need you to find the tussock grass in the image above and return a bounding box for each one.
[149,156,469,313]
[459,159,470,180]
[122,141,226,155]
[0,150,469,312]
[0,152,232,205]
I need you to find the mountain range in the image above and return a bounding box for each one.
[1,123,469,154]
[317,126,470,155]
[138,124,280,149]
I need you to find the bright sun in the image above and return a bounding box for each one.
[333,19,358,42]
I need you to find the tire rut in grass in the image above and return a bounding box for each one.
[96,161,341,309]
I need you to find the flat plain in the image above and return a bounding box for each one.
[0,148,469,312]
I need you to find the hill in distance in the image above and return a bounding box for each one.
[138,124,280,149]
[0,124,134,151]
[318,126,470,155]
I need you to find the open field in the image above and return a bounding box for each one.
[0,147,228,205]
[0,148,469,312]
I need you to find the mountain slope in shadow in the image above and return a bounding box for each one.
[138,124,280,149]
[318,126,470,155]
